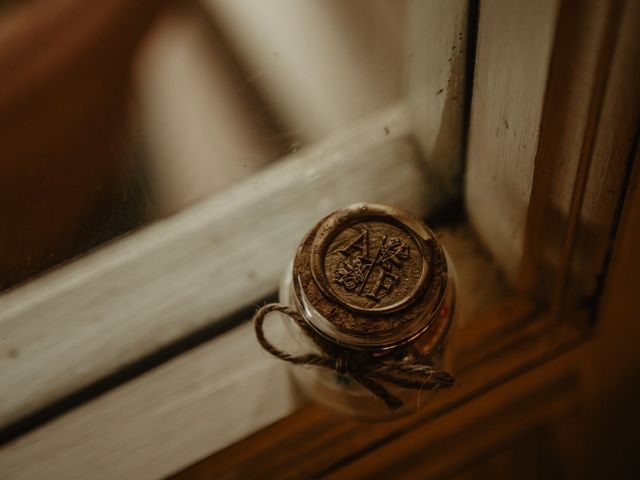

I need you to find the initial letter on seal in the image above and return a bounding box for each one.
[338,229,369,258]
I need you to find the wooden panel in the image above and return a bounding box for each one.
[0,224,511,480]
[520,0,637,311]
[171,300,580,480]
[568,142,640,478]
[469,0,637,302]
[408,0,468,198]
[327,365,577,479]
[446,431,556,480]
[559,0,640,315]
[0,105,438,428]
[0,322,297,480]
[465,0,560,282]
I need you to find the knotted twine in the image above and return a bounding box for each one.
[254,303,455,411]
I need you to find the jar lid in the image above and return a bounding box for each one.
[292,203,448,350]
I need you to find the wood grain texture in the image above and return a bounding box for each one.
[0,323,297,480]
[0,223,510,480]
[559,0,640,316]
[327,359,578,479]
[567,140,640,479]
[408,0,468,197]
[436,223,509,328]
[0,105,438,428]
[171,298,581,480]
[519,0,618,302]
[465,0,560,283]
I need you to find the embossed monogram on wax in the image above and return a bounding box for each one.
[332,229,411,303]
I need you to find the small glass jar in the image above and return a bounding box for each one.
[275,203,457,420]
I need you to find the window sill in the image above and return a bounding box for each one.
[0,218,585,480]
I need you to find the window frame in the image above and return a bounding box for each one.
[2,0,639,478]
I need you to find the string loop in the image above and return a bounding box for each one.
[253,303,454,411]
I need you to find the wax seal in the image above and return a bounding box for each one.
[253,202,457,416]
[310,204,429,314]
[292,203,448,347]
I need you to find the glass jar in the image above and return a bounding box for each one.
[273,203,458,420]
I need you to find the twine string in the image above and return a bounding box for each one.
[253,303,455,411]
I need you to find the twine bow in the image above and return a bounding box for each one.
[253,303,454,411]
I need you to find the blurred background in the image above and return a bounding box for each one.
[0,0,406,290]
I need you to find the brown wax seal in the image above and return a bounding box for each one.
[293,203,448,347]
[310,204,429,314]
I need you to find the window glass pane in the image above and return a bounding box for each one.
[0,0,407,290]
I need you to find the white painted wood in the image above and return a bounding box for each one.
[408,0,468,197]
[465,0,560,283]
[0,224,507,480]
[0,323,297,480]
[518,0,613,302]
[0,104,440,427]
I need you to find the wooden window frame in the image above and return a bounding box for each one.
[1,1,638,478]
